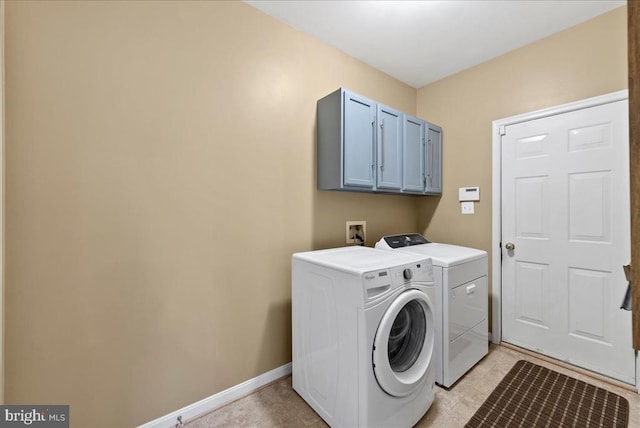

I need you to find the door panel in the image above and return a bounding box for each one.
[403,116,425,193]
[569,172,611,241]
[501,100,634,384]
[568,268,609,342]
[343,93,375,188]
[377,105,402,190]
[515,261,548,327]
[515,176,548,238]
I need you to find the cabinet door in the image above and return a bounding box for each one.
[377,105,403,190]
[426,124,442,194]
[344,92,376,188]
[403,115,426,193]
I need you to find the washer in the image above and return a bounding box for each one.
[376,234,488,388]
[292,246,436,428]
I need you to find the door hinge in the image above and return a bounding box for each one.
[498,125,506,136]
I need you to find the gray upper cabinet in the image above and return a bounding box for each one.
[376,104,403,190]
[318,89,376,191]
[403,115,426,193]
[317,88,442,195]
[343,92,376,188]
[425,124,443,194]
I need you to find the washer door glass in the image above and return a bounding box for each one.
[388,299,426,372]
[373,289,434,397]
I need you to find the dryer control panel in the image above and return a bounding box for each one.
[379,234,431,249]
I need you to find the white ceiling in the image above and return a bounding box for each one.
[244,0,626,88]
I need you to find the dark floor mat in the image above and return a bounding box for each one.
[465,360,629,427]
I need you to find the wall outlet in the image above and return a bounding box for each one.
[461,201,474,214]
[346,221,366,245]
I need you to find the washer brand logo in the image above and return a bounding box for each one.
[364,274,376,281]
[0,406,68,428]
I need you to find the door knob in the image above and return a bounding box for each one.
[505,242,516,251]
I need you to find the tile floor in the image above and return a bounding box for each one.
[186,344,640,427]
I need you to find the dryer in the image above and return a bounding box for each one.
[376,234,488,388]
[292,246,436,428]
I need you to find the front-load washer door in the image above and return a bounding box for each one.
[373,289,435,397]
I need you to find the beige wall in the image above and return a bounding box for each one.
[4,1,418,426]
[416,6,628,326]
[4,1,629,427]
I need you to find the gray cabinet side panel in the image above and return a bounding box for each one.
[317,89,343,190]
[426,123,443,195]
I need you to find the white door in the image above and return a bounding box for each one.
[501,99,635,384]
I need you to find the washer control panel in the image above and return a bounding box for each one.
[363,260,434,302]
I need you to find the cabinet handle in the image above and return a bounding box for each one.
[380,119,385,172]
[371,119,375,174]
[428,138,433,186]
[423,136,427,188]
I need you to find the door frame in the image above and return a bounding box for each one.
[1,0,5,403]
[491,90,629,348]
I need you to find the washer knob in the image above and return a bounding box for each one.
[403,268,413,280]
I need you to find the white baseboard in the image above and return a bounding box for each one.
[138,363,292,428]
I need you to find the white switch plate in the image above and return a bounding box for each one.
[461,202,474,214]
